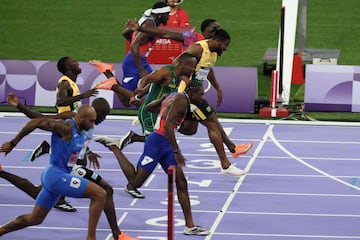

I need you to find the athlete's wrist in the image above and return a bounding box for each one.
[173,149,181,154]
[10,140,17,147]
[85,146,92,155]
[134,94,141,101]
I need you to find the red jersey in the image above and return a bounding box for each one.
[167,7,190,27]
[154,93,188,136]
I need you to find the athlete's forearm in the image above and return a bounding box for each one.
[16,103,44,119]
[11,118,47,146]
[138,25,184,42]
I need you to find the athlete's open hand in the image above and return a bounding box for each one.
[0,141,14,156]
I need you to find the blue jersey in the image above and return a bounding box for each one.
[37,118,89,209]
[49,118,86,172]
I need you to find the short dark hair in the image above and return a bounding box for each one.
[200,19,216,32]
[185,80,203,93]
[176,52,197,64]
[92,97,110,115]
[213,28,230,42]
[57,56,71,74]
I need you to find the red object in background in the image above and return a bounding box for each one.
[125,26,195,64]
[291,53,305,84]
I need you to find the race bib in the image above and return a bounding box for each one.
[67,153,80,167]
[195,67,210,81]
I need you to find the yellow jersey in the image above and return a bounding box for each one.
[56,76,81,113]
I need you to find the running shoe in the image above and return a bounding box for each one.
[30,140,50,162]
[230,142,254,158]
[119,131,136,150]
[54,201,77,212]
[124,186,145,199]
[220,164,247,176]
[184,225,210,235]
[94,77,117,90]
[88,60,114,73]
[116,232,140,240]
[93,136,120,148]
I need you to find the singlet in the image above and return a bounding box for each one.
[137,65,179,135]
[131,17,158,57]
[50,118,85,172]
[56,76,81,113]
[154,92,189,136]
[193,40,218,83]
[143,65,179,106]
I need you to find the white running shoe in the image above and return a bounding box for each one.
[220,164,247,176]
[184,226,210,236]
[93,136,120,148]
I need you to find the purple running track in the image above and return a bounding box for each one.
[1,115,360,240]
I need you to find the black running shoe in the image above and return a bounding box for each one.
[119,131,136,150]
[54,201,77,212]
[124,186,145,198]
[30,140,50,162]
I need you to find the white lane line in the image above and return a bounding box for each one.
[269,126,360,191]
[205,124,274,239]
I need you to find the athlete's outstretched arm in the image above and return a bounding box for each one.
[7,92,74,119]
[126,18,184,42]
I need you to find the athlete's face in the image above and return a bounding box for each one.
[67,58,81,75]
[216,39,230,56]
[80,111,97,131]
[94,109,107,125]
[157,13,170,25]
[179,58,197,77]
[189,87,205,105]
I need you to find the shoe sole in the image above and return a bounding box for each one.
[30,141,51,162]
[88,60,113,73]
[54,205,77,212]
[120,131,134,150]
[231,142,254,158]
[124,188,145,199]
[221,171,247,176]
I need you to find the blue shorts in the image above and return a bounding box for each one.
[137,133,177,173]
[121,54,153,91]
[36,165,89,209]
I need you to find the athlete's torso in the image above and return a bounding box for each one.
[131,17,158,57]
[56,76,81,113]
[154,92,188,136]
[193,40,218,82]
[143,65,179,106]
[50,119,85,172]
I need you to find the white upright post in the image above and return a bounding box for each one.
[276,0,299,104]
